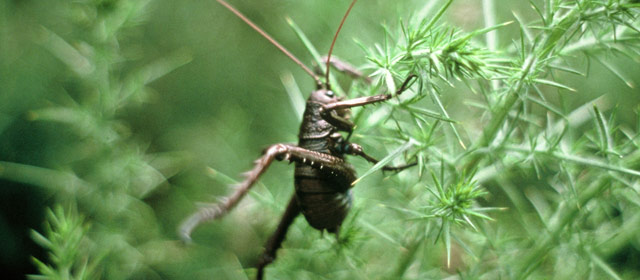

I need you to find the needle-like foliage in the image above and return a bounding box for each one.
[1,0,639,279]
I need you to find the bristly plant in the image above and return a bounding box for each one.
[1,0,190,279]
[30,205,98,280]
[339,0,640,279]
[0,0,638,279]
[193,0,639,278]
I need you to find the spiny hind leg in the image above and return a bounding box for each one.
[179,143,355,241]
[272,144,357,179]
[179,143,301,241]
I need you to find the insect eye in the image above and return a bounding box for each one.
[325,91,335,97]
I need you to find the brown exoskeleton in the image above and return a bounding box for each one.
[179,0,417,279]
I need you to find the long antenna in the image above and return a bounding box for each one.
[215,0,321,86]
[325,0,358,87]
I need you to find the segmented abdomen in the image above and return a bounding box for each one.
[294,163,355,233]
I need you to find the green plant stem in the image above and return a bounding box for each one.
[515,178,609,279]
[504,146,640,177]
[463,6,592,172]
[0,161,89,194]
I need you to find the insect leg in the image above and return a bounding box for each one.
[345,142,416,171]
[256,194,300,280]
[325,110,355,133]
[178,144,354,241]
[319,74,418,132]
[320,55,371,83]
[179,144,299,241]
[322,74,417,112]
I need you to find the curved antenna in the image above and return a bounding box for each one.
[325,0,359,87]
[216,0,322,86]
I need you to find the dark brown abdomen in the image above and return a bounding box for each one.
[293,136,356,233]
[294,175,353,233]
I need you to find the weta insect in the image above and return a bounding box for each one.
[179,0,417,279]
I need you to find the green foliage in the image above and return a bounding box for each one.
[1,0,639,279]
[344,1,640,279]
[30,205,97,280]
[2,0,189,278]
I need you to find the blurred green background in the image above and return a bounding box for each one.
[1,0,639,279]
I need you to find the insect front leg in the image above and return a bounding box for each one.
[319,74,418,134]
